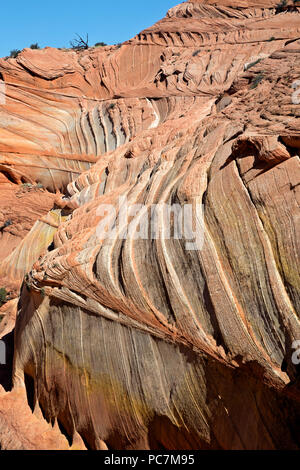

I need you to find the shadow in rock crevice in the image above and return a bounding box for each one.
[0,330,14,391]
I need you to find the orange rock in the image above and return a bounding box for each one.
[0,0,300,450]
[0,387,85,449]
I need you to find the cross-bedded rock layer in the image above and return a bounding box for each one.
[0,0,300,450]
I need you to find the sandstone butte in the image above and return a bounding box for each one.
[0,0,299,450]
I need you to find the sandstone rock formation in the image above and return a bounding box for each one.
[0,0,300,450]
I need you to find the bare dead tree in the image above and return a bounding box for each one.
[70,33,89,50]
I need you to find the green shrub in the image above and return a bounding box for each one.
[251,73,264,89]
[275,0,287,12]
[10,49,21,58]
[245,59,262,71]
[0,288,7,307]
[95,42,107,47]
[0,220,12,231]
[30,43,40,49]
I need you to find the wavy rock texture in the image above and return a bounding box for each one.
[0,0,300,450]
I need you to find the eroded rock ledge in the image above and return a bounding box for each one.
[0,0,299,450]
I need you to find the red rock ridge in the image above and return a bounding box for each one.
[0,1,299,450]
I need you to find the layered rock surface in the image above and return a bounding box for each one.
[0,0,300,450]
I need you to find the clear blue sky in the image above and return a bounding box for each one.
[0,0,178,58]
